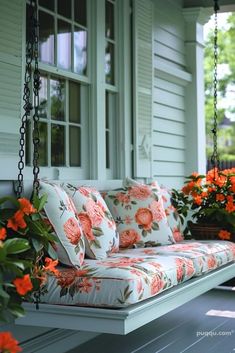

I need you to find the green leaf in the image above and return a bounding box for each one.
[38,194,48,212]
[8,304,25,318]
[0,286,10,300]
[32,238,44,252]
[4,238,30,254]
[152,222,159,231]
[0,247,6,261]
[92,227,103,236]
[46,243,58,259]
[8,259,32,271]
[60,287,68,297]
[92,238,101,249]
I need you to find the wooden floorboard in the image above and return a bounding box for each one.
[66,288,235,353]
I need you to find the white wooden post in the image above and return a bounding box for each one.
[183,8,212,175]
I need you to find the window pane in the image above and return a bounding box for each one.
[106,130,110,168]
[38,122,48,166]
[69,82,81,124]
[39,0,54,11]
[105,1,114,39]
[69,126,81,166]
[57,20,71,70]
[58,0,71,19]
[39,11,54,65]
[74,27,87,75]
[74,0,87,26]
[39,76,48,119]
[51,124,65,166]
[50,78,65,121]
[105,41,114,84]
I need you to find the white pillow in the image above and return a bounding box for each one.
[63,183,119,259]
[105,179,175,248]
[39,181,85,267]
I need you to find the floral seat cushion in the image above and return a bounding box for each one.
[154,240,235,275]
[41,240,235,308]
[41,250,196,308]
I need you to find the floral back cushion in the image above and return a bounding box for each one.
[159,186,184,242]
[124,178,184,242]
[39,181,85,267]
[104,181,175,248]
[63,184,119,259]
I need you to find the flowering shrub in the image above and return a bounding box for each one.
[0,194,59,352]
[171,168,235,241]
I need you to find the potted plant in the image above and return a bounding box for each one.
[0,194,59,353]
[171,168,235,241]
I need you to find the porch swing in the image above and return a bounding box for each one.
[16,0,235,335]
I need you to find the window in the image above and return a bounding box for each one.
[26,0,89,178]
[105,0,118,177]
[25,0,131,180]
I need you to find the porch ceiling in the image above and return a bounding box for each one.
[184,0,235,12]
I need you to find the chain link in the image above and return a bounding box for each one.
[211,0,220,172]
[16,1,34,198]
[32,0,40,196]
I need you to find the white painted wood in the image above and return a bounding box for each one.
[154,77,185,96]
[153,103,185,123]
[152,146,185,163]
[16,262,235,335]
[133,0,153,178]
[153,131,185,149]
[183,8,210,175]
[153,176,185,189]
[154,88,185,110]
[154,58,192,86]
[153,118,185,136]
[152,161,185,176]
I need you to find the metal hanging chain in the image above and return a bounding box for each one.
[211,0,220,171]
[31,0,40,196]
[16,0,35,198]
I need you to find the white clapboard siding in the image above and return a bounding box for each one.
[152,161,185,176]
[133,0,153,178]
[154,88,185,110]
[153,103,185,123]
[152,146,185,163]
[0,0,23,177]
[153,118,185,136]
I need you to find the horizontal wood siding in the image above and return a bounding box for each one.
[153,0,187,189]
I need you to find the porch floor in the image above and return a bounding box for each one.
[67,287,235,353]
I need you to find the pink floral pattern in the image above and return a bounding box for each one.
[158,186,184,242]
[105,181,175,248]
[40,240,235,308]
[39,181,85,267]
[63,183,119,259]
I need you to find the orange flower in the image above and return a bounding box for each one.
[225,202,235,213]
[0,332,22,353]
[201,191,208,198]
[216,194,225,202]
[182,181,195,195]
[193,195,202,205]
[7,210,27,231]
[0,227,6,240]
[18,198,36,215]
[13,274,33,296]
[43,257,59,276]
[218,230,231,240]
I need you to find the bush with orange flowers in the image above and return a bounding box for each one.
[171,168,235,241]
[0,193,58,328]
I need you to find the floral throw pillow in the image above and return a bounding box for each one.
[39,181,85,267]
[104,180,175,248]
[159,186,184,242]
[123,178,184,242]
[63,184,119,259]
